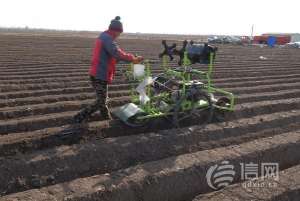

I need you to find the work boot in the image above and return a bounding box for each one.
[73,113,86,124]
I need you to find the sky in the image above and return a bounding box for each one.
[0,0,299,35]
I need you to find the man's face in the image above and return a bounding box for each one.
[116,32,121,38]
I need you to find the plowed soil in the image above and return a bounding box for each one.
[0,31,299,201]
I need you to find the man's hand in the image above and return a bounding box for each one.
[132,56,144,64]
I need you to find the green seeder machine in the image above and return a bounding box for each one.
[113,41,235,127]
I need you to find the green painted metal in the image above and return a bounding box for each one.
[115,50,235,125]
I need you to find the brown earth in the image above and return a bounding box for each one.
[0,31,299,201]
[193,164,300,201]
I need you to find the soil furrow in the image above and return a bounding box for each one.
[1,131,300,201]
[1,88,300,120]
[1,75,300,93]
[193,164,300,201]
[1,81,300,107]
[0,73,299,85]
[0,100,299,157]
[0,68,300,81]
[1,96,300,135]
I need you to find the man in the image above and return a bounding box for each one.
[74,16,143,123]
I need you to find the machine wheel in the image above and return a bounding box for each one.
[125,112,149,127]
[173,88,214,127]
[213,97,231,122]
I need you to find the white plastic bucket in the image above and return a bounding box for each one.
[133,64,145,78]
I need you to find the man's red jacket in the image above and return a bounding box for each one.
[89,30,135,83]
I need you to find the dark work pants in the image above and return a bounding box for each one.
[75,76,110,121]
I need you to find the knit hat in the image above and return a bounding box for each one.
[109,16,123,33]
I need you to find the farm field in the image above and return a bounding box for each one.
[0,31,300,201]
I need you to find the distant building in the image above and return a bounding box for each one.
[254,34,290,45]
[263,33,300,43]
[254,33,300,45]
